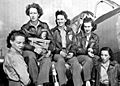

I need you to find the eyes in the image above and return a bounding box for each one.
[57,18,64,21]
[84,26,91,28]
[56,15,66,22]
[16,42,25,45]
[101,54,109,57]
[30,12,38,15]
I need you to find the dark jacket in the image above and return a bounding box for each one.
[73,32,99,55]
[51,26,76,55]
[92,61,120,86]
[21,20,50,38]
[21,20,53,51]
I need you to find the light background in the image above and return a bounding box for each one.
[0,0,120,56]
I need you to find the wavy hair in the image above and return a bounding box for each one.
[55,10,70,26]
[26,3,43,18]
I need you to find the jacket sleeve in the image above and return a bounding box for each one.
[43,23,54,41]
[89,34,99,55]
[11,55,30,85]
[48,41,56,54]
[21,25,35,51]
[67,42,77,56]
[51,29,62,54]
[21,24,31,38]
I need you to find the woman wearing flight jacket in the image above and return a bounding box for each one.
[73,17,99,86]
[92,47,120,86]
[51,10,83,86]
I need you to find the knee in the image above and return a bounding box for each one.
[54,54,65,62]
[69,57,81,69]
[68,57,79,65]
[58,57,65,63]
[43,58,51,64]
[72,62,82,71]
[85,56,92,63]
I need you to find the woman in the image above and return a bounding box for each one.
[75,17,99,86]
[20,3,53,86]
[92,47,120,86]
[51,10,83,86]
[3,30,30,86]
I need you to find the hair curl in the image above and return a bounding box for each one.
[26,3,43,18]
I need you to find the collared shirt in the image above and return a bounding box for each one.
[30,21,40,30]
[85,33,91,48]
[3,47,30,86]
[58,26,67,48]
[100,60,110,84]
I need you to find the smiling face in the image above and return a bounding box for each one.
[10,36,25,51]
[56,15,67,27]
[101,50,110,63]
[29,8,39,22]
[84,22,93,34]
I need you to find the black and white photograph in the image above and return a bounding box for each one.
[0,0,120,86]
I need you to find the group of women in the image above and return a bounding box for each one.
[3,2,120,86]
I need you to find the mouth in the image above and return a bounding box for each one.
[19,47,23,49]
[31,17,35,20]
[32,18,35,20]
[85,30,90,33]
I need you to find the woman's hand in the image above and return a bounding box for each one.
[88,48,94,57]
[45,50,51,57]
[66,53,73,59]
[60,51,67,57]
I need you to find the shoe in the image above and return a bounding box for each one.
[37,85,43,86]
[43,82,50,86]
[86,81,91,86]
[61,84,66,86]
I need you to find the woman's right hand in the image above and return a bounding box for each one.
[60,50,67,57]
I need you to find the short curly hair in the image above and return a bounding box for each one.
[6,30,26,48]
[26,3,43,18]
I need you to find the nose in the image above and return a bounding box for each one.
[20,43,24,47]
[101,56,105,59]
[32,15,34,18]
[85,27,89,30]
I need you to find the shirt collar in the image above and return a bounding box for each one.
[30,20,40,28]
[10,47,23,55]
[101,60,110,70]
[58,26,67,31]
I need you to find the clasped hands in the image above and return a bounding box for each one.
[60,50,73,59]
[87,48,94,58]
